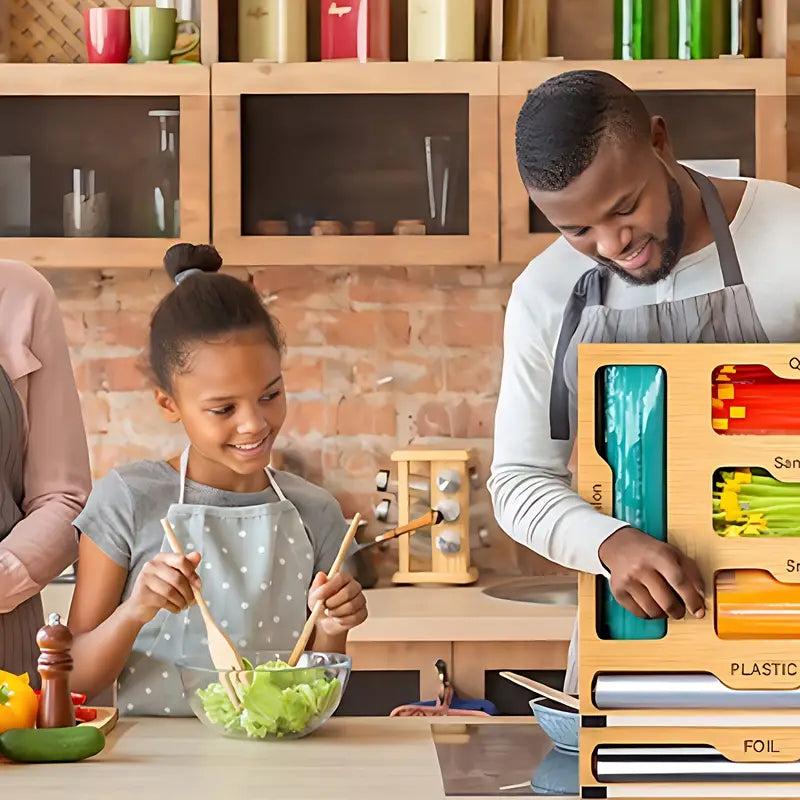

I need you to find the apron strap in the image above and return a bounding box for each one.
[178,445,190,505]
[684,166,744,288]
[549,267,604,441]
[266,467,287,502]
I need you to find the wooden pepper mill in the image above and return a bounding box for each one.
[36,612,76,729]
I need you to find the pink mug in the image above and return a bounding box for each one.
[83,8,131,63]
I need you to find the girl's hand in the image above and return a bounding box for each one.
[308,572,368,635]
[123,551,202,626]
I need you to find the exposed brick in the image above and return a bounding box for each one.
[327,396,397,437]
[348,266,437,306]
[445,352,500,393]
[268,307,326,347]
[415,401,452,437]
[282,354,323,393]
[354,352,443,394]
[108,391,175,438]
[442,310,504,347]
[75,356,150,392]
[80,392,110,435]
[83,309,150,349]
[62,311,87,347]
[253,266,347,296]
[89,440,158,478]
[324,310,410,348]
[283,400,328,437]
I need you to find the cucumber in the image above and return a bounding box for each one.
[0,725,105,763]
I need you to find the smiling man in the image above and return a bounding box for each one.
[488,69,800,693]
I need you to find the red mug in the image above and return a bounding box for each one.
[83,8,131,63]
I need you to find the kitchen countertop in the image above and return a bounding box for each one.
[0,716,579,799]
[350,575,577,644]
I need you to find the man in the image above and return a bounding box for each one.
[488,69,800,693]
[0,259,91,683]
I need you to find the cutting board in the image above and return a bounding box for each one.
[79,707,118,736]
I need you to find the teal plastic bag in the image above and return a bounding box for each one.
[598,365,667,640]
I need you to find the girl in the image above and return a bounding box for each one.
[67,243,367,716]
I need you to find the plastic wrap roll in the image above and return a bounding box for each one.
[594,672,800,709]
[598,365,667,640]
[717,569,800,639]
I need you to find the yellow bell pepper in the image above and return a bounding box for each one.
[0,670,38,733]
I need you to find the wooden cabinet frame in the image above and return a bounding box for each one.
[499,58,788,264]
[211,62,499,266]
[0,64,210,269]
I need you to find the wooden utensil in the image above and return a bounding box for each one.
[287,512,362,667]
[499,670,580,711]
[160,518,246,710]
[353,509,443,553]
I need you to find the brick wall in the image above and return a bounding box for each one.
[45,263,566,581]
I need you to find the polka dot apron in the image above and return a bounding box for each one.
[117,446,313,717]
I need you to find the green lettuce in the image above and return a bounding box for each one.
[197,659,342,739]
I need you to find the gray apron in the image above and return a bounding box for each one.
[117,446,314,716]
[548,168,769,695]
[0,365,44,686]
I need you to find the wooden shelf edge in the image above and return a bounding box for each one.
[211,60,499,96]
[0,238,185,269]
[0,63,210,96]
[499,57,788,95]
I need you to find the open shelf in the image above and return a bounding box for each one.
[499,57,787,264]
[0,64,210,269]
[211,61,498,266]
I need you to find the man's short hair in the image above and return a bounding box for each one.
[515,69,652,192]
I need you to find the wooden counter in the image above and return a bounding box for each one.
[0,716,578,800]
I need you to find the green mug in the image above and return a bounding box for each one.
[130,7,199,63]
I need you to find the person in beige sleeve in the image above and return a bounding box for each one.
[0,259,91,684]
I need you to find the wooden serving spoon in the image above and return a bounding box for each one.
[499,671,580,711]
[287,512,362,667]
[352,508,444,553]
[160,518,246,710]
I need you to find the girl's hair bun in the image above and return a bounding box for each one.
[163,243,223,283]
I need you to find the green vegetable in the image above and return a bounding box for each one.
[197,659,342,739]
[0,725,105,763]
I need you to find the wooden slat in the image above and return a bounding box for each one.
[0,62,210,95]
[211,61,499,97]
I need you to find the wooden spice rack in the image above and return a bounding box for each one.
[576,343,800,798]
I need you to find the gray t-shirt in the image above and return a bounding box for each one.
[74,460,350,605]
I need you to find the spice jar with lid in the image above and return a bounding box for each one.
[408,0,475,62]
[320,0,390,62]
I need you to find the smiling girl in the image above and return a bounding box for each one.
[67,244,367,716]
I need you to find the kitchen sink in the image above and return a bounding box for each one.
[482,577,578,606]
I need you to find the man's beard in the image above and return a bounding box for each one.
[598,174,685,286]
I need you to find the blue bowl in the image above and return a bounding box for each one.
[529,697,579,753]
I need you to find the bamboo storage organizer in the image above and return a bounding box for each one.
[577,343,800,799]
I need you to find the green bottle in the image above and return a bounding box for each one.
[690,0,732,58]
[632,0,653,59]
[614,0,633,59]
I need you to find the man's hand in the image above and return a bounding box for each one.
[598,527,705,620]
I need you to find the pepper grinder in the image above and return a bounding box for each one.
[36,612,76,729]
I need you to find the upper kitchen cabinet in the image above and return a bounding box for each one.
[499,57,787,264]
[0,64,210,269]
[211,62,499,267]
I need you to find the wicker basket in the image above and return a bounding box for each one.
[10,0,154,63]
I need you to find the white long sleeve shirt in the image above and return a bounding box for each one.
[488,177,800,576]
